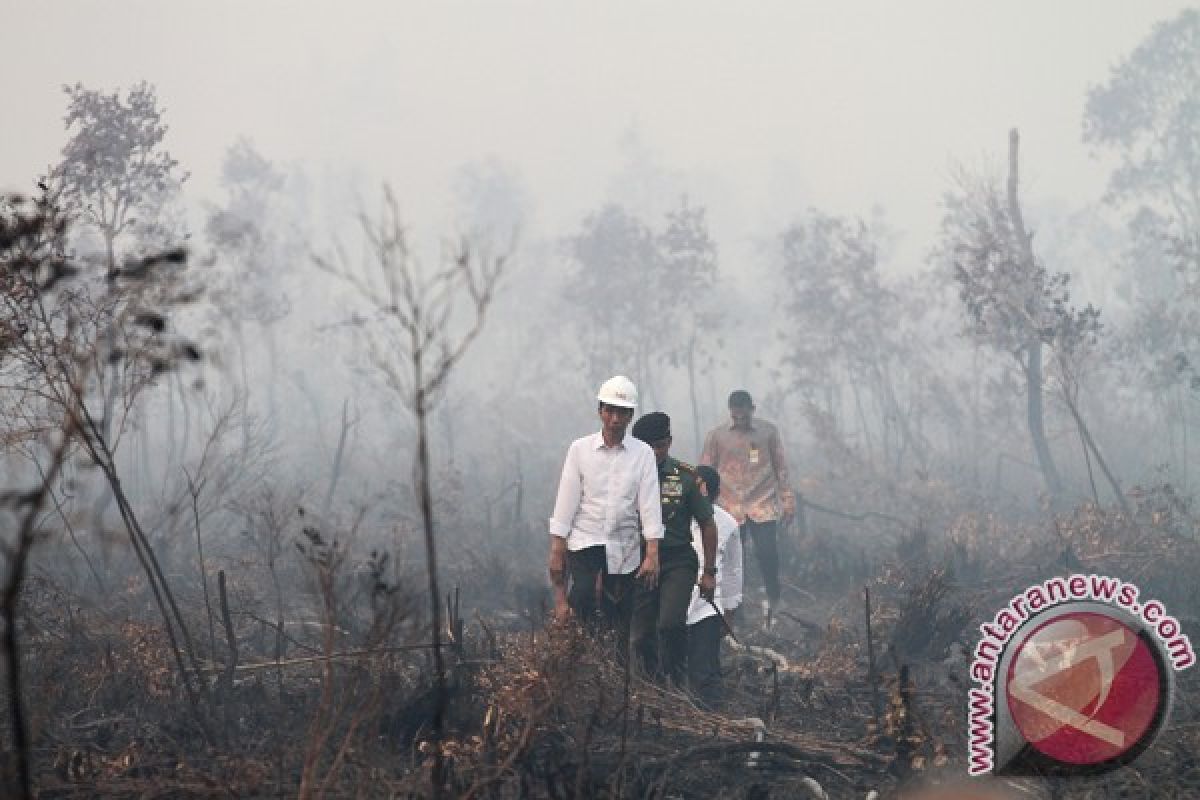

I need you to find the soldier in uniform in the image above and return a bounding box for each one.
[631,412,717,685]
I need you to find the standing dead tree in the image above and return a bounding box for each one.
[943,130,1072,500]
[946,131,1127,513]
[0,423,72,800]
[0,185,208,798]
[317,185,507,797]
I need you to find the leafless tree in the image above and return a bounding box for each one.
[942,131,1071,499]
[316,185,507,796]
[1,185,210,798]
[944,131,1126,512]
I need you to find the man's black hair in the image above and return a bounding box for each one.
[697,464,720,502]
[728,390,753,408]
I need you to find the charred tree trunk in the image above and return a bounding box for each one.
[415,380,448,799]
[1062,385,1135,520]
[1008,130,1063,500]
[175,368,192,471]
[1023,340,1063,498]
[3,434,70,800]
[321,397,353,519]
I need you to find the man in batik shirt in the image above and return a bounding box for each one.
[700,390,795,626]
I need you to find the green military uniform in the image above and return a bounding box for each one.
[633,456,714,683]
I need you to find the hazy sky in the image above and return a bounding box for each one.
[2,2,1193,271]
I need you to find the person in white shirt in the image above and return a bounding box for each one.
[548,376,664,647]
[687,465,743,708]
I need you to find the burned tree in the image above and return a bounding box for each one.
[206,138,294,445]
[1086,9,1200,485]
[565,200,719,417]
[317,186,507,796]
[566,204,661,394]
[942,131,1070,499]
[658,196,721,453]
[777,210,931,475]
[943,130,1126,512]
[0,185,203,797]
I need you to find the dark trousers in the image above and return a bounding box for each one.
[567,545,634,651]
[632,545,698,685]
[687,615,723,709]
[742,519,780,604]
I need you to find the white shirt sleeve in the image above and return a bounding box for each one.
[548,441,581,538]
[721,522,743,612]
[637,446,664,540]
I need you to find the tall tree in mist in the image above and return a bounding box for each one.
[207,139,294,451]
[944,131,1107,503]
[658,196,719,451]
[53,81,190,493]
[1,188,208,795]
[567,204,660,395]
[567,199,718,418]
[777,210,929,474]
[55,81,188,270]
[1085,9,1200,482]
[317,187,506,797]
[1085,9,1200,240]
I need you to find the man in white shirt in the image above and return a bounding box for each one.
[687,465,743,709]
[548,376,664,647]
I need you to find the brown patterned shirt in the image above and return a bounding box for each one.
[699,417,796,525]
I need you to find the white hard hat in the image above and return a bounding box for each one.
[597,375,638,409]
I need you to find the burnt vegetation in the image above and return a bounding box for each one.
[4,10,1200,800]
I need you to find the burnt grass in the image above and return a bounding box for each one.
[5,498,1200,799]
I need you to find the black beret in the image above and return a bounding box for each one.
[632,411,671,443]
